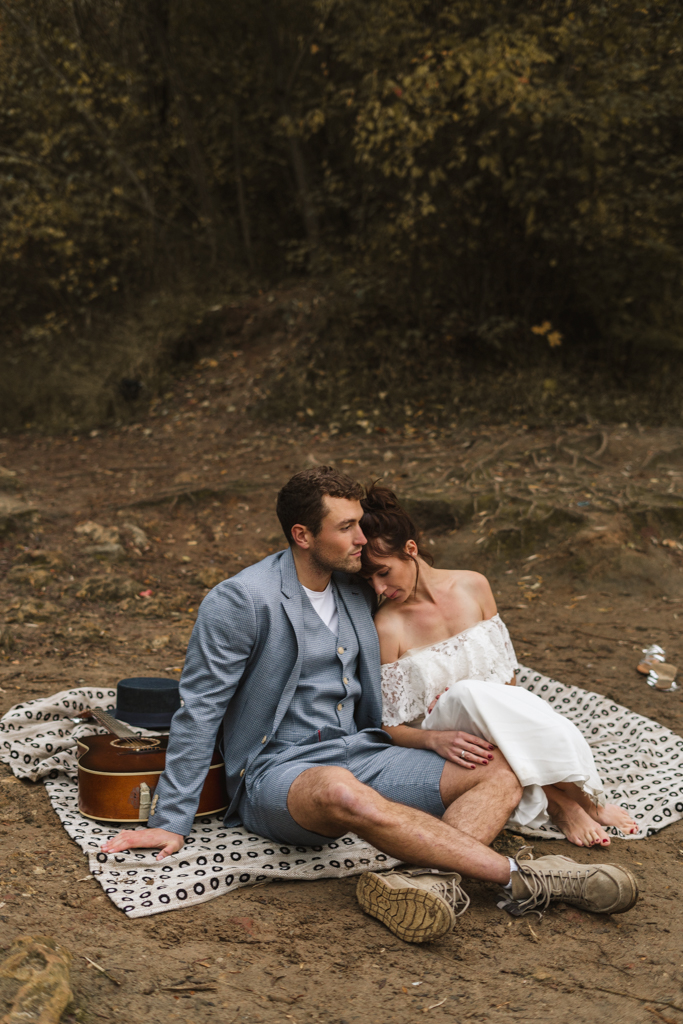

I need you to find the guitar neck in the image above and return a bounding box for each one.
[87,707,139,740]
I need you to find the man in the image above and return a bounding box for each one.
[103,467,638,942]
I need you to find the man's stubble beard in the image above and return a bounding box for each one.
[309,544,362,576]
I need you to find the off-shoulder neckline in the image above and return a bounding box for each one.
[381,613,504,668]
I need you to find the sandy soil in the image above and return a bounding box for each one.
[2,328,683,1023]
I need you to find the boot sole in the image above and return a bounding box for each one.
[356,872,454,943]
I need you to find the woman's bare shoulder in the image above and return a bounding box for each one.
[375,604,405,664]
[444,569,497,616]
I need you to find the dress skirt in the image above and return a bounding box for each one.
[422,678,605,830]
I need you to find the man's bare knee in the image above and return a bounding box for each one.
[288,766,382,831]
[488,749,523,800]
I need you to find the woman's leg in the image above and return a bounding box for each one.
[543,783,611,847]
[552,781,638,835]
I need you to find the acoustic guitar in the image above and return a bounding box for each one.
[74,708,228,823]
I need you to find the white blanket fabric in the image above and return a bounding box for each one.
[1,671,682,918]
[0,686,398,918]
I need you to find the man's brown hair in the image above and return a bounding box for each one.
[276,466,364,543]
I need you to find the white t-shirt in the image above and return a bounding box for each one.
[301,581,338,635]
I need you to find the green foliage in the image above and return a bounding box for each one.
[0,0,682,430]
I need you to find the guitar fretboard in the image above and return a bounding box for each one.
[88,707,138,740]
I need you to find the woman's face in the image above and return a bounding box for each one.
[364,541,418,603]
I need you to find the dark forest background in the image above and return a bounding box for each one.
[1,0,682,432]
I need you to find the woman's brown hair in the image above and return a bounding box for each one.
[359,482,434,578]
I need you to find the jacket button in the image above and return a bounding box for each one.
[261,735,267,744]
[337,646,344,653]
[343,677,349,685]
[240,768,245,777]
[337,703,343,711]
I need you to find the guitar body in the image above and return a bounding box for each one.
[77,733,228,823]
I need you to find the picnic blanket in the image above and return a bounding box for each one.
[1,669,682,918]
[0,685,399,918]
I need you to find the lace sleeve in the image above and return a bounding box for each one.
[380,660,425,727]
[496,617,519,672]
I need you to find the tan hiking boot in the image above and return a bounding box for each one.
[507,847,638,916]
[356,868,470,943]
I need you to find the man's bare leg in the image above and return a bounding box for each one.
[440,747,521,845]
[286,760,520,885]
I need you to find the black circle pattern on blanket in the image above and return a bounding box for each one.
[2,676,683,917]
[515,667,683,838]
[0,686,398,918]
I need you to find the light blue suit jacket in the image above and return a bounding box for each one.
[150,547,381,837]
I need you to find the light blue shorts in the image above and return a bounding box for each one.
[239,728,446,845]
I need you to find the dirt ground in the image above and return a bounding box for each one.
[2,328,683,1023]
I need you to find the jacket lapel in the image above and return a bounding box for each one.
[269,547,305,735]
[335,575,382,728]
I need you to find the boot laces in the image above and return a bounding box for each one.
[514,846,589,914]
[389,868,470,917]
[431,877,471,918]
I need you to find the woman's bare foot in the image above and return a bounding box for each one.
[543,785,611,847]
[589,802,639,835]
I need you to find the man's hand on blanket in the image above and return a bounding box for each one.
[100,828,185,860]
[424,730,495,768]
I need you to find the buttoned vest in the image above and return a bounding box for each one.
[267,583,362,747]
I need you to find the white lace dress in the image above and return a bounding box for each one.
[381,614,606,830]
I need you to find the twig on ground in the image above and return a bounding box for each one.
[585,959,636,977]
[164,984,218,992]
[423,998,447,1012]
[468,440,512,480]
[646,1008,680,1024]
[82,955,121,986]
[594,431,610,459]
[578,982,682,1010]
[563,446,603,469]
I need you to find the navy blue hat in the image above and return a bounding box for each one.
[115,677,180,729]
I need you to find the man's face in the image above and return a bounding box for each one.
[306,496,366,574]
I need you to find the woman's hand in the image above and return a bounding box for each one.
[424,730,495,768]
[100,828,185,861]
[427,688,449,714]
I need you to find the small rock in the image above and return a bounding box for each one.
[0,935,72,1024]
[14,549,66,569]
[0,496,40,536]
[53,622,106,644]
[82,542,126,561]
[0,465,18,490]
[74,520,120,545]
[6,599,60,623]
[6,565,51,589]
[151,634,170,650]
[122,522,149,548]
[224,917,277,943]
[196,566,227,589]
[174,471,197,486]
[383,450,394,462]
[74,575,139,602]
[135,598,168,618]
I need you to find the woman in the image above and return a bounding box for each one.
[360,483,638,847]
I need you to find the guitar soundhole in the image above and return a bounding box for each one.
[111,737,161,750]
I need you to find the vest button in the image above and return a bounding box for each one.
[343,677,349,685]
[337,646,344,653]
[337,703,343,711]
[261,735,267,744]
[240,768,245,777]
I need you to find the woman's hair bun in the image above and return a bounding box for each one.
[359,482,433,570]
[361,482,404,515]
